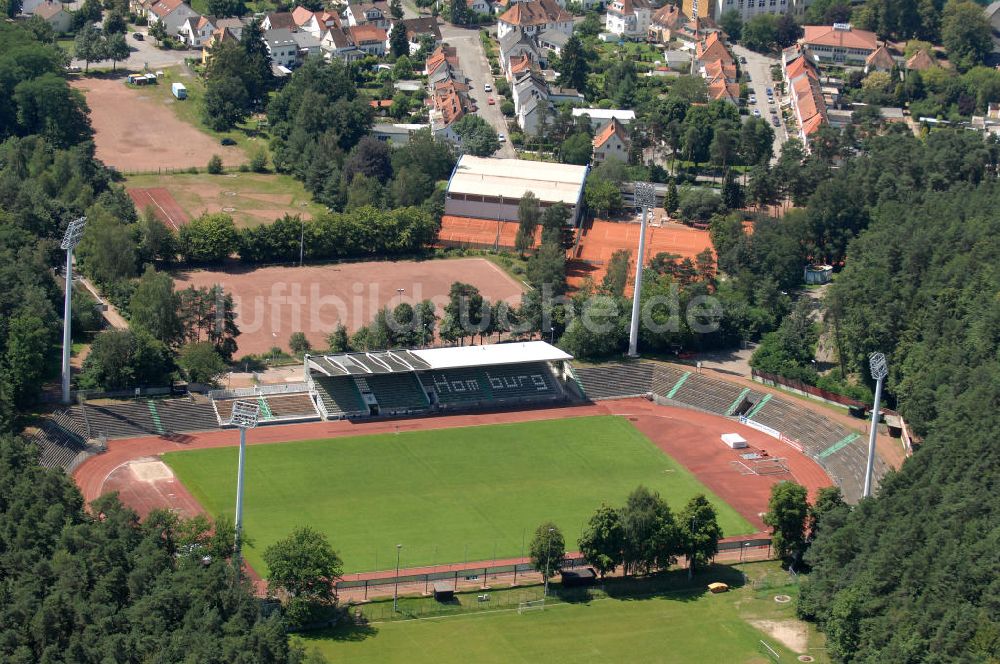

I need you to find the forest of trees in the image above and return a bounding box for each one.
[796,181,1000,661]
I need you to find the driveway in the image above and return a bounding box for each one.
[72,29,201,71]
[733,44,788,159]
[439,22,517,158]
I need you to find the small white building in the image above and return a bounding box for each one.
[31,1,72,32]
[148,0,199,37]
[604,0,652,40]
[371,123,431,145]
[592,117,629,162]
[497,0,573,40]
[572,108,636,131]
[265,28,300,68]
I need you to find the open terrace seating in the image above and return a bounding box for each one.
[575,362,654,400]
[69,399,219,439]
[29,420,88,471]
[261,393,320,421]
[666,373,765,417]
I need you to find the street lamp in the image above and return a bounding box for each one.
[229,400,260,573]
[543,527,554,598]
[60,217,87,404]
[549,326,554,345]
[862,352,888,498]
[628,183,656,357]
[393,543,402,612]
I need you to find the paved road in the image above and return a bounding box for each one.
[72,28,201,71]
[733,44,788,158]
[439,22,517,158]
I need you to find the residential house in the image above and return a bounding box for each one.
[571,108,635,130]
[32,1,71,32]
[497,0,573,40]
[713,0,792,24]
[592,117,629,162]
[21,0,48,15]
[264,28,300,68]
[371,123,431,145]
[201,25,239,64]
[512,69,550,134]
[321,27,365,61]
[536,29,569,56]
[647,4,685,42]
[179,15,216,47]
[148,0,200,37]
[548,86,584,104]
[292,30,323,59]
[262,12,296,31]
[694,31,739,104]
[468,0,492,14]
[784,48,828,149]
[498,27,540,74]
[800,24,878,65]
[864,44,895,72]
[426,45,473,142]
[506,54,534,82]
[291,7,340,36]
[346,1,389,28]
[985,1,1000,53]
[349,25,388,56]
[905,49,936,71]
[605,0,652,40]
[385,17,442,55]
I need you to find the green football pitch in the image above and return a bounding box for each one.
[162,416,754,574]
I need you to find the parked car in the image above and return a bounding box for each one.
[749,94,757,104]
[484,83,492,92]
[765,87,773,95]
[488,96,495,105]
[739,56,747,64]
[753,109,760,117]
[133,32,144,40]
[771,117,780,127]
[221,137,237,146]
[497,133,506,142]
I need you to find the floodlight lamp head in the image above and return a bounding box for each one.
[634,182,656,211]
[61,217,87,251]
[869,352,888,381]
[229,400,260,429]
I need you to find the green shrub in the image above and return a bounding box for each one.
[249,147,268,173]
[207,154,223,174]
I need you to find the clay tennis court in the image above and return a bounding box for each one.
[127,187,190,230]
[70,77,245,172]
[172,258,527,356]
[438,216,538,249]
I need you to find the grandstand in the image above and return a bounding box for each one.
[575,360,891,503]
[27,414,90,471]
[305,341,574,417]
[212,390,321,426]
[64,398,219,440]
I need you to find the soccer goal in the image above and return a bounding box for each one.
[517,599,545,614]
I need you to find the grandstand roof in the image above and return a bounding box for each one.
[307,342,571,375]
[412,341,571,369]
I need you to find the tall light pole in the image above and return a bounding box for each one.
[229,400,260,573]
[60,217,87,404]
[863,352,888,498]
[543,527,554,598]
[628,183,656,358]
[393,543,402,612]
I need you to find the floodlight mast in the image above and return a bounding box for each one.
[229,400,260,572]
[61,217,87,404]
[862,352,888,498]
[628,183,656,358]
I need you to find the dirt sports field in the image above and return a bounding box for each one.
[126,172,324,229]
[73,398,831,581]
[173,257,526,356]
[70,77,245,171]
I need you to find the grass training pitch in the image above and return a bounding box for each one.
[163,416,754,575]
[296,562,814,663]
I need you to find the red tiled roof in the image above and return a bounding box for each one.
[594,117,629,149]
[370,99,394,108]
[906,49,936,70]
[651,4,685,28]
[866,44,895,70]
[802,25,877,51]
[499,0,571,27]
[349,24,387,43]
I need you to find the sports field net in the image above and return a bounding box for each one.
[517,599,546,614]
